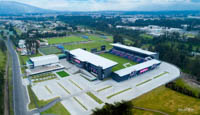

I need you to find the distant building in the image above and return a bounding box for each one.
[18,40,26,49]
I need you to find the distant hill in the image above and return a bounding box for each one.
[0,1,55,15]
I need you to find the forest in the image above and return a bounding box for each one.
[0,39,7,114]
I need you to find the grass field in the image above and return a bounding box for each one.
[64,41,112,51]
[132,86,200,115]
[41,102,71,115]
[99,53,137,71]
[39,46,61,55]
[47,36,88,44]
[56,71,70,78]
[86,34,113,41]
[140,34,153,39]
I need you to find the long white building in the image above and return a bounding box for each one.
[26,54,59,69]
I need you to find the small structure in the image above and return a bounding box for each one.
[65,49,118,80]
[18,40,27,55]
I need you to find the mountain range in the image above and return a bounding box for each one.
[0,1,55,15]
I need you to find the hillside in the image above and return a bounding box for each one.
[0,1,54,15]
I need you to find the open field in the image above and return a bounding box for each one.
[132,86,200,115]
[47,36,88,44]
[140,34,153,39]
[99,53,137,71]
[39,46,62,55]
[86,34,113,41]
[64,41,112,51]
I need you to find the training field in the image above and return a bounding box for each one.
[99,53,137,71]
[87,35,113,41]
[39,46,62,55]
[47,35,113,45]
[64,41,112,51]
[47,36,88,44]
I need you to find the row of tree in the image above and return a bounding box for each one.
[0,39,7,115]
[92,101,133,115]
[166,82,200,98]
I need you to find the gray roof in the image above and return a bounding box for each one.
[111,43,157,56]
[114,59,161,77]
[70,49,118,69]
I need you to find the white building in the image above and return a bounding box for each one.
[18,40,26,49]
[26,54,59,69]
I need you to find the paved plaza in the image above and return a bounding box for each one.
[29,61,180,115]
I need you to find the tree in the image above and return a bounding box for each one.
[113,34,124,44]
[92,101,133,115]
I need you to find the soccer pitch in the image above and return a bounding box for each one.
[99,53,137,71]
[47,36,88,44]
[39,46,62,55]
[64,41,112,51]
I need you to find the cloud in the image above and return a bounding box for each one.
[1,0,200,11]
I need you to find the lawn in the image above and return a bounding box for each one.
[132,86,200,115]
[47,36,88,44]
[41,102,71,115]
[107,88,132,99]
[39,46,62,55]
[140,34,153,39]
[99,53,137,71]
[56,71,70,78]
[86,92,103,104]
[64,41,112,51]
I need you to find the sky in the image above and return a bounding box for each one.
[2,0,200,11]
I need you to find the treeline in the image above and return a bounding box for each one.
[0,39,7,114]
[154,41,200,80]
[166,82,200,98]
[92,101,133,115]
[124,18,200,31]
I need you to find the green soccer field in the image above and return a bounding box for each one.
[39,46,62,55]
[64,41,112,51]
[99,53,137,71]
[47,36,88,44]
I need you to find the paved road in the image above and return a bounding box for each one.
[6,39,31,115]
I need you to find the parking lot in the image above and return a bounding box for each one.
[29,60,180,115]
